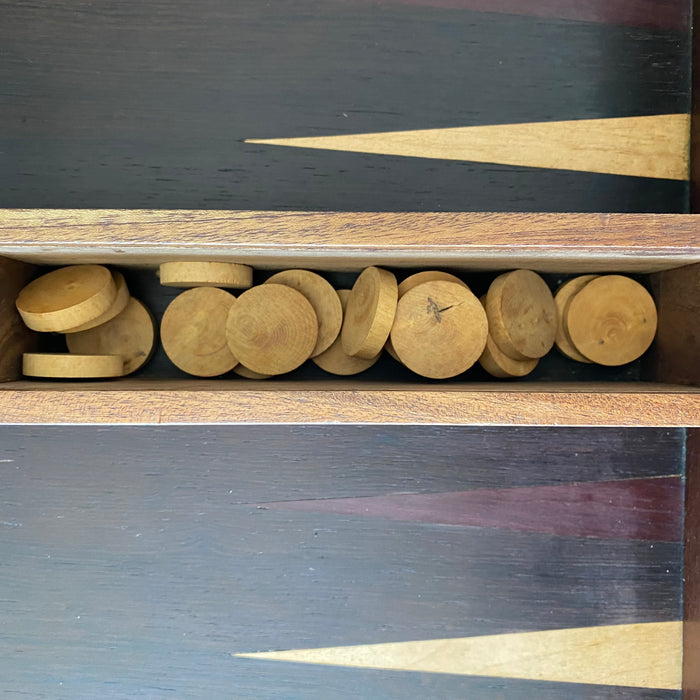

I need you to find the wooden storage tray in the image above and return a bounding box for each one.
[1,209,698,694]
[1,209,700,427]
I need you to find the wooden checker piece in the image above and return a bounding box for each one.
[226,284,318,376]
[478,296,538,378]
[397,270,468,297]
[264,269,343,357]
[566,275,658,366]
[313,290,381,376]
[64,271,130,333]
[485,269,557,360]
[161,288,238,377]
[23,353,124,379]
[385,271,467,362]
[390,280,487,379]
[341,266,398,360]
[16,264,117,333]
[553,275,599,363]
[67,297,157,376]
[159,261,253,289]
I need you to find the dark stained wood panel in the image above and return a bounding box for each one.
[0,0,690,212]
[684,430,700,698]
[0,425,684,696]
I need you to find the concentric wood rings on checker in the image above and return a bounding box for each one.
[16,264,118,333]
[226,284,318,375]
[264,269,343,357]
[485,269,557,361]
[390,280,487,379]
[161,287,238,377]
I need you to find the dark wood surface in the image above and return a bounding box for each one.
[0,0,690,213]
[0,256,37,382]
[685,430,700,699]
[0,426,685,697]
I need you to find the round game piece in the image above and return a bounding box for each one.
[233,364,272,380]
[566,275,658,366]
[390,280,488,379]
[341,266,398,360]
[485,269,557,360]
[478,296,538,378]
[398,271,468,298]
[553,275,599,363]
[226,284,318,375]
[313,290,381,375]
[161,288,238,377]
[264,270,343,357]
[64,271,130,333]
[66,297,157,375]
[16,265,117,333]
[159,261,253,289]
[386,271,467,362]
[23,353,124,379]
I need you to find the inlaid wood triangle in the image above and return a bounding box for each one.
[263,476,683,541]
[235,621,682,689]
[247,114,689,180]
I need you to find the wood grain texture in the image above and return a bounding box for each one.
[237,622,682,689]
[0,256,38,382]
[691,0,700,213]
[2,210,700,272]
[247,115,690,180]
[266,476,684,541]
[356,0,690,31]
[1,381,700,425]
[0,425,683,697]
[685,429,700,699]
[650,263,700,387]
[0,1,689,213]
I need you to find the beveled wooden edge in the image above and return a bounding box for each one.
[1,382,699,426]
[685,430,700,698]
[1,210,700,272]
[650,262,700,386]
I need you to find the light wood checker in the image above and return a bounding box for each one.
[312,290,381,376]
[264,269,342,357]
[567,275,658,366]
[391,281,487,378]
[23,353,124,379]
[66,297,156,376]
[226,284,318,375]
[158,261,253,289]
[553,275,599,363]
[15,264,117,333]
[486,270,557,360]
[397,271,468,297]
[63,270,130,334]
[341,266,397,359]
[161,287,238,377]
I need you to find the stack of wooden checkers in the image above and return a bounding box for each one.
[16,261,659,381]
[15,265,156,378]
